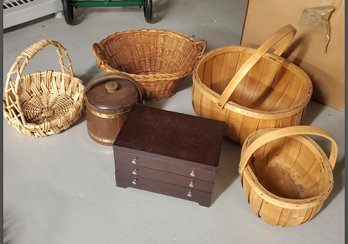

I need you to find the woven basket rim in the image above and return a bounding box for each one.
[242,167,332,209]
[240,132,334,209]
[193,46,313,119]
[4,71,84,130]
[94,29,203,80]
[19,70,83,79]
[97,68,189,81]
[99,28,199,43]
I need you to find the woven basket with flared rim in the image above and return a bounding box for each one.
[92,29,207,100]
[3,40,85,137]
[239,126,337,227]
[192,25,313,144]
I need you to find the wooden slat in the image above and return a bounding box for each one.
[218,52,241,95]
[259,201,283,226]
[199,95,213,119]
[226,111,244,142]
[231,51,252,101]
[275,116,295,128]
[248,59,280,107]
[272,74,300,110]
[239,116,260,143]
[192,85,202,115]
[249,188,264,215]
[212,54,227,94]
[242,176,252,203]
[258,67,294,110]
[202,57,214,89]
[239,58,267,106]
[280,208,308,226]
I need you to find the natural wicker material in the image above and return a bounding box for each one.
[93,29,207,100]
[3,40,85,137]
[192,25,313,144]
[239,126,337,227]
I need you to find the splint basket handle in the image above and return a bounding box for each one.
[217,24,296,108]
[238,126,338,175]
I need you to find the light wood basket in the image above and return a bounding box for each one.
[93,29,207,100]
[239,126,337,227]
[192,25,313,144]
[3,40,85,137]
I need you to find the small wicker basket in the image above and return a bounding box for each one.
[93,29,207,100]
[3,40,85,137]
[239,126,338,227]
[192,25,313,144]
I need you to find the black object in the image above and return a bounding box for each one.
[143,0,152,23]
[62,0,74,25]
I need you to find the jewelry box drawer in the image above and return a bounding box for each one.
[114,149,217,182]
[116,163,215,192]
[116,174,212,207]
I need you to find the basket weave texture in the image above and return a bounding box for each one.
[239,126,337,227]
[3,40,85,137]
[192,25,313,144]
[93,29,207,100]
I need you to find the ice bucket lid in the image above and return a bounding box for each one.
[85,72,141,111]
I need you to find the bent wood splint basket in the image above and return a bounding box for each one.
[192,25,313,144]
[239,126,338,227]
[93,29,207,100]
[3,40,85,137]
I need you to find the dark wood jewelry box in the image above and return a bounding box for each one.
[113,105,225,207]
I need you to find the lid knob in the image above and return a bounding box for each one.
[105,81,119,93]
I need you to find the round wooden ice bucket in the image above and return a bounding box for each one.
[85,72,142,145]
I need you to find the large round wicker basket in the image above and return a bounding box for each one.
[93,29,207,100]
[192,25,313,144]
[3,40,85,137]
[239,126,337,227]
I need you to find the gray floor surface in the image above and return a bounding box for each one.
[3,1,345,243]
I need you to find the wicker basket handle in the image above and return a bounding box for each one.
[17,40,73,77]
[238,126,338,175]
[92,43,110,71]
[85,72,143,102]
[217,24,296,108]
[92,43,103,62]
[195,40,207,58]
[4,40,74,99]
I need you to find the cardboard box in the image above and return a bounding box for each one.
[241,0,344,110]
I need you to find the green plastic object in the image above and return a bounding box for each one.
[61,0,152,25]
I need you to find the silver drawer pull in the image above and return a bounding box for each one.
[189,180,194,188]
[190,169,196,177]
[131,157,137,165]
[187,190,192,198]
[132,178,137,185]
[132,169,137,176]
